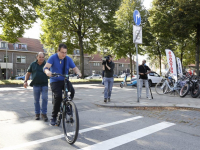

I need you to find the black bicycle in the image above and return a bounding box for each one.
[51,73,79,144]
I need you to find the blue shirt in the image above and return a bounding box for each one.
[47,53,76,83]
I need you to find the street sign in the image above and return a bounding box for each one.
[133,10,141,26]
[133,25,142,44]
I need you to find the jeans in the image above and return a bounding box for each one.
[104,77,114,99]
[139,79,149,98]
[50,80,74,118]
[33,86,48,115]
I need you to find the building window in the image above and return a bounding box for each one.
[17,69,26,76]
[1,42,7,48]
[17,56,26,63]
[119,64,124,67]
[93,62,100,66]
[15,44,27,50]
[4,55,8,62]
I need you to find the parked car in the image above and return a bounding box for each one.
[15,75,31,80]
[85,74,102,79]
[69,74,79,79]
[113,74,118,78]
[131,71,163,87]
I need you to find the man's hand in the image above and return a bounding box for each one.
[45,70,52,77]
[106,63,110,70]
[77,72,82,77]
[23,82,28,88]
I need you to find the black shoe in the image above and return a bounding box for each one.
[41,114,48,122]
[49,117,57,126]
[35,114,40,120]
[108,98,110,102]
[104,98,107,102]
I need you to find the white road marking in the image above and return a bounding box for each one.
[79,122,175,150]
[0,116,143,150]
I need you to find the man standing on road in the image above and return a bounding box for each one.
[102,55,115,103]
[24,52,49,121]
[139,59,151,99]
[43,43,82,126]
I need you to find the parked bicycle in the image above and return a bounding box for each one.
[155,75,183,96]
[51,73,79,144]
[180,75,200,98]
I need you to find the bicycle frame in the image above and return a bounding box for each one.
[161,79,180,93]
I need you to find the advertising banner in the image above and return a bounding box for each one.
[165,49,178,81]
[176,57,183,76]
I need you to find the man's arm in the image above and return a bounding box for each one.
[102,65,105,70]
[23,72,31,88]
[106,62,114,71]
[43,63,52,77]
[72,67,82,77]
[145,66,151,74]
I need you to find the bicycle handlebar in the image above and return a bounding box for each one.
[51,73,69,78]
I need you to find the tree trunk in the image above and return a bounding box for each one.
[78,30,84,78]
[157,42,162,75]
[196,24,200,76]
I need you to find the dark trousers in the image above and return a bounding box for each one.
[50,80,75,118]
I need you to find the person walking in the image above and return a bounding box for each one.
[24,52,49,121]
[43,43,82,126]
[102,55,115,102]
[138,59,151,99]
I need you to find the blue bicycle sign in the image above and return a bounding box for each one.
[133,10,141,26]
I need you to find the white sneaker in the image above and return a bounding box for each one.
[148,97,151,100]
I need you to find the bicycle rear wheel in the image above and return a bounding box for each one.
[62,101,79,144]
[155,81,167,95]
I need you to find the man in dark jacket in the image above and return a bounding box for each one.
[102,55,115,102]
[139,59,151,99]
[24,52,49,121]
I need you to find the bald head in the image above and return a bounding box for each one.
[142,60,146,65]
[36,52,45,64]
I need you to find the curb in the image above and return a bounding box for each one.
[94,103,200,111]
[0,84,23,88]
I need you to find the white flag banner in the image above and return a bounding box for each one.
[165,49,178,81]
[176,57,183,76]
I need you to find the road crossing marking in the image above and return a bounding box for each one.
[0,116,143,150]
[79,121,175,150]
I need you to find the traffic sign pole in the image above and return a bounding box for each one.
[135,44,139,102]
[133,10,142,103]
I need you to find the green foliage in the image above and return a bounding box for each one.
[0,0,41,42]
[37,0,121,77]
[149,0,200,73]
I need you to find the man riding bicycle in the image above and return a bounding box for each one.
[44,43,82,126]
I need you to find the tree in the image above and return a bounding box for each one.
[37,0,121,77]
[0,0,40,42]
[149,0,200,74]
[103,0,150,77]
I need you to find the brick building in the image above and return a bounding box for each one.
[0,38,44,79]
[72,51,135,76]
[0,37,135,79]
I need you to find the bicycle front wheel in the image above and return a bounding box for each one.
[180,83,190,97]
[62,101,79,144]
[155,81,167,95]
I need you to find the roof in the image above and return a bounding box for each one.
[0,37,44,53]
[89,53,135,64]
[188,64,200,67]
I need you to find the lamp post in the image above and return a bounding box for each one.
[6,42,8,80]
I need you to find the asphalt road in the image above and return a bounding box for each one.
[0,85,200,150]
